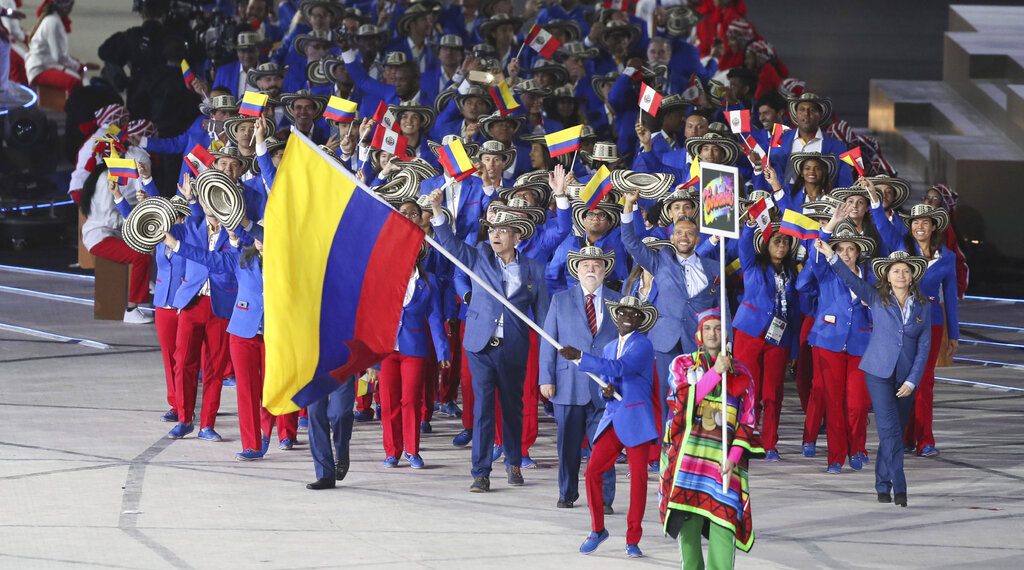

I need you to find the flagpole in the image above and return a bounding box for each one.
[515,41,526,60]
[288,129,622,401]
[719,237,730,494]
[569,149,578,174]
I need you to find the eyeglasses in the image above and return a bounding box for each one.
[487,227,515,236]
[583,212,610,221]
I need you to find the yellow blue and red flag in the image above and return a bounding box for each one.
[544,125,583,158]
[262,131,425,413]
[104,157,139,179]
[437,138,478,181]
[180,60,196,88]
[324,96,358,123]
[580,165,613,209]
[780,209,820,240]
[239,91,269,117]
[489,80,520,116]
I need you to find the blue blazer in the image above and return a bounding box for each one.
[142,116,211,186]
[170,218,239,319]
[176,242,264,338]
[734,224,801,351]
[418,175,491,241]
[620,213,720,355]
[518,204,572,262]
[433,221,549,355]
[760,129,853,190]
[539,286,622,408]
[213,62,244,98]
[396,273,450,360]
[798,245,872,357]
[829,258,931,385]
[579,332,658,448]
[153,225,188,308]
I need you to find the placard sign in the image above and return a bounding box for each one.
[698,162,740,239]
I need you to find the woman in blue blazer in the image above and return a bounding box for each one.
[815,240,931,507]
[377,240,451,470]
[798,221,875,474]
[733,221,800,461]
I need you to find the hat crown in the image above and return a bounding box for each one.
[481,140,507,152]
[747,190,771,203]
[384,51,407,65]
[506,198,532,209]
[831,220,861,239]
[211,95,237,107]
[592,142,618,157]
[616,296,645,310]
[909,203,940,216]
[490,211,526,226]
[578,246,606,257]
[357,24,381,35]
[440,34,463,47]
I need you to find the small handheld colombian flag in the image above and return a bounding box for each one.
[579,165,613,209]
[239,91,269,117]
[544,125,583,158]
[104,157,139,180]
[839,146,865,176]
[780,209,821,240]
[489,80,521,116]
[524,24,562,59]
[437,138,478,181]
[324,96,357,123]
[180,60,196,88]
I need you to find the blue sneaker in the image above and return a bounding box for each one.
[826,463,842,474]
[235,449,263,461]
[856,452,870,466]
[260,436,270,455]
[222,377,236,388]
[520,455,537,469]
[452,429,472,447]
[405,453,425,469]
[383,455,399,468]
[197,427,223,442]
[919,445,939,457]
[160,409,178,423]
[353,409,374,422]
[420,421,432,434]
[279,438,294,450]
[764,449,781,462]
[297,417,309,432]
[802,442,816,457]
[491,445,503,463]
[625,544,644,558]
[849,454,864,471]
[442,401,463,417]
[374,404,381,420]
[166,422,194,439]
[579,529,609,555]
[615,452,627,464]
[648,460,659,473]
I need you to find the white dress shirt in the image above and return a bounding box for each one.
[616,331,635,358]
[789,128,824,154]
[675,253,709,297]
[581,284,605,332]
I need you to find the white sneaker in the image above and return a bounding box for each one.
[123,307,154,324]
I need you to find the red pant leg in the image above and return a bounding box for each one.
[199,313,229,429]
[759,343,789,451]
[817,347,851,465]
[585,427,624,534]
[421,357,437,422]
[229,334,264,452]
[154,307,179,409]
[9,49,27,84]
[173,298,210,425]
[846,355,869,456]
[441,319,461,402]
[378,352,404,457]
[400,354,426,455]
[649,362,663,463]
[459,320,474,429]
[277,411,298,440]
[905,325,943,452]
[32,67,82,97]
[796,316,815,411]
[624,438,650,545]
[801,348,826,444]
[88,236,152,304]
[521,332,540,455]
[732,329,765,424]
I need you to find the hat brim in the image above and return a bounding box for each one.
[684,136,741,166]
[870,176,911,210]
[481,114,526,137]
[280,93,328,122]
[247,67,287,86]
[500,183,551,208]
[611,170,674,200]
[479,16,525,40]
[789,152,838,184]
[571,202,621,235]
[491,202,547,225]
[659,191,700,226]
[481,217,535,241]
[830,186,871,203]
[566,251,616,282]
[901,208,950,234]
[478,147,517,169]
[530,64,570,87]
[604,299,658,333]
[389,104,437,133]
[872,255,928,284]
[427,140,481,159]
[195,169,245,230]
[753,222,797,255]
[827,232,876,258]
[788,97,833,124]
[123,197,176,254]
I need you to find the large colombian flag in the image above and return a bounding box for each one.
[262,131,425,414]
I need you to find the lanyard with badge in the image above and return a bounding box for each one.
[765,271,789,346]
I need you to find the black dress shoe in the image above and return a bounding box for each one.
[556,499,574,508]
[507,465,525,486]
[894,493,908,507]
[603,504,614,515]
[470,476,490,493]
[877,492,892,503]
[335,458,350,481]
[306,478,336,490]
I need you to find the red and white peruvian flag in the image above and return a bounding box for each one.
[747,196,776,242]
[371,124,408,158]
[638,83,663,117]
[741,134,765,167]
[524,24,561,59]
[371,101,397,131]
[604,0,634,14]
[184,143,215,176]
[726,109,751,134]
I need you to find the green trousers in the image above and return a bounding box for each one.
[678,514,736,570]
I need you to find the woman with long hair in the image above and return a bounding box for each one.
[814,241,932,507]
[763,153,835,211]
[923,184,969,299]
[25,0,89,96]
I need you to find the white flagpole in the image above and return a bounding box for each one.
[719,238,730,493]
[288,129,622,400]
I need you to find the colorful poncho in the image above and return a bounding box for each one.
[659,351,764,552]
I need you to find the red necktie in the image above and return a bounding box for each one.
[585,293,597,336]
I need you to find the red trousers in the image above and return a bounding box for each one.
[459,320,475,430]
[802,352,826,445]
[89,236,152,304]
[495,332,539,455]
[439,319,461,403]
[32,67,82,97]
[586,426,648,545]
[904,325,944,452]
[261,408,298,442]
[173,296,228,427]
[650,364,663,463]
[229,334,265,452]
[814,348,870,465]
[154,307,178,409]
[379,352,426,456]
[734,328,789,450]
[795,316,815,411]
[421,357,438,422]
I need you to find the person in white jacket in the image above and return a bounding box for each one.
[25,0,84,96]
[0,1,26,100]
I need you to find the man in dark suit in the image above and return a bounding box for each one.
[540,246,620,509]
[428,190,550,493]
